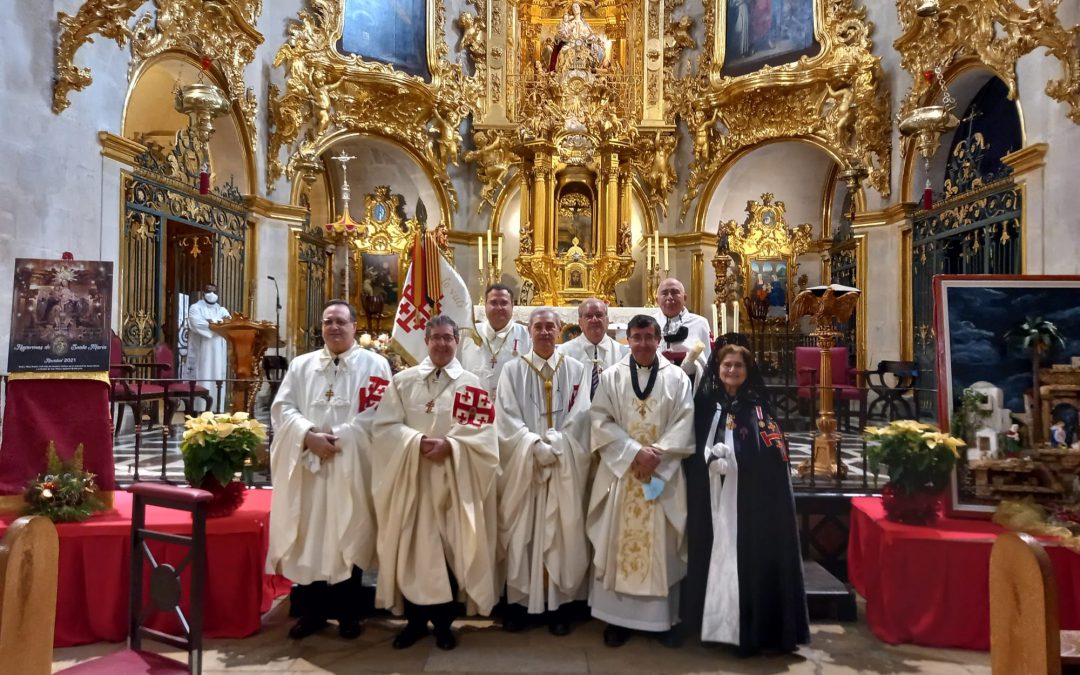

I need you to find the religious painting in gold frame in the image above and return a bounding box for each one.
[719,0,821,77]
[349,186,420,331]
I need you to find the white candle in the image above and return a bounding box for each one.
[477,235,484,272]
[646,238,653,271]
[721,304,728,335]
[733,301,740,333]
[497,235,503,270]
[487,229,493,268]
[664,238,670,271]
[711,303,719,335]
[653,230,659,265]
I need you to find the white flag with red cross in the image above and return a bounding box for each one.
[390,229,474,365]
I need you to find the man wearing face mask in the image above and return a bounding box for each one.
[186,283,231,410]
[652,278,711,383]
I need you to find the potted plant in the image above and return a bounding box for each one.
[180,411,267,517]
[864,420,965,524]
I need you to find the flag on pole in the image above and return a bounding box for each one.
[391,229,474,365]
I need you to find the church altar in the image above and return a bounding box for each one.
[0,489,289,647]
[472,305,664,330]
[848,496,1080,651]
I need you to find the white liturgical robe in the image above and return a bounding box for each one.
[458,320,531,395]
[558,334,628,379]
[372,358,500,616]
[187,299,230,409]
[652,308,711,380]
[496,351,592,614]
[266,344,393,585]
[587,354,694,631]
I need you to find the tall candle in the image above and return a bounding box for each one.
[487,229,493,268]
[477,236,484,272]
[664,238,670,271]
[733,301,740,333]
[721,304,728,335]
[711,303,719,335]
[653,230,660,266]
[497,235,504,270]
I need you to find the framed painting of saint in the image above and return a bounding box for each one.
[338,0,431,80]
[721,0,819,77]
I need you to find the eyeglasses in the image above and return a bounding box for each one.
[426,334,458,343]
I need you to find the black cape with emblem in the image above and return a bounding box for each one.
[681,347,809,653]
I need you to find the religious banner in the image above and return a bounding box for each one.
[7,258,112,373]
[390,232,473,364]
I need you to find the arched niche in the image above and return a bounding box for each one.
[900,59,1026,203]
[123,52,254,194]
[491,179,655,307]
[698,140,839,304]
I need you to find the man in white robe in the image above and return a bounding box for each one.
[373,315,499,651]
[266,300,392,640]
[652,278,711,383]
[458,283,531,395]
[186,283,230,410]
[587,314,695,647]
[558,298,628,398]
[496,308,592,636]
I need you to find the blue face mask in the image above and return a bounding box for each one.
[204,293,218,304]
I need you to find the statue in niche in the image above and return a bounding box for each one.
[552,2,605,74]
[520,220,535,254]
[617,221,632,255]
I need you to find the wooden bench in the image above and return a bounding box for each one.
[0,516,59,675]
[990,532,1080,674]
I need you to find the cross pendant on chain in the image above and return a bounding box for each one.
[490,355,498,368]
[425,399,435,414]
[324,387,334,402]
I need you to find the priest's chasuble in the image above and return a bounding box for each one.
[459,320,531,395]
[372,358,500,616]
[587,354,694,631]
[266,344,393,585]
[496,351,592,614]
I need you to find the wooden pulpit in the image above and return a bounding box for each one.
[210,313,277,415]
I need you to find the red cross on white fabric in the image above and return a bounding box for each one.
[452,385,495,427]
[358,376,390,412]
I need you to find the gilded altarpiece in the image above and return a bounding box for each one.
[120,131,250,361]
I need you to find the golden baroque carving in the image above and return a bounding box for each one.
[129,0,264,146]
[464,129,516,211]
[267,0,478,210]
[635,130,678,217]
[681,0,892,217]
[894,0,1080,124]
[53,0,146,114]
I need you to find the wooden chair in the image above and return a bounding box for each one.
[109,332,171,436]
[989,532,1080,675]
[154,342,212,418]
[0,516,58,675]
[58,484,212,674]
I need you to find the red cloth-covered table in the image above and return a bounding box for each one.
[848,496,1080,650]
[0,488,290,647]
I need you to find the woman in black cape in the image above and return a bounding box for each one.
[681,343,809,654]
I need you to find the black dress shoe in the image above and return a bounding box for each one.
[549,621,571,636]
[392,623,429,649]
[502,615,527,633]
[434,627,457,650]
[338,619,363,639]
[603,624,630,648]
[288,617,328,640]
[657,627,683,648]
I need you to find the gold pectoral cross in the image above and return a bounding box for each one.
[324,387,334,402]
[425,399,435,414]
[543,378,554,429]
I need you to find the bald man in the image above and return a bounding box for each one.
[652,278,711,381]
[559,298,628,397]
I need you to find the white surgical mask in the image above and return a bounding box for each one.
[205,292,218,304]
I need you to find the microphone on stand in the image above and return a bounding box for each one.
[267,276,281,357]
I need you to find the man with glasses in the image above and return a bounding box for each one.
[373,315,499,651]
[267,300,393,640]
[587,314,694,648]
[652,278,711,381]
[559,298,628,398]
[495,308,592,636]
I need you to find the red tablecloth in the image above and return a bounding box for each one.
[0,488,290,647]
[848,496,1080,650]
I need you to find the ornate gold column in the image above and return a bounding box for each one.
[641,0,665,124]
[597,145,619,255]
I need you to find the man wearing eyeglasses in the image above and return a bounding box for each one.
[267,300,393,641]
[559,298,628,398]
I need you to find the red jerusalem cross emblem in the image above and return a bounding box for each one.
[395,283,433,333]
[452,385,495,427]
[358,376,390,412]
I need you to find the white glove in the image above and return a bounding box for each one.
[532,440,558,467]
[542,429,565,456]
[680,340,705,375]
[706,442,732,476]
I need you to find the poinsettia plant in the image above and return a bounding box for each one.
[180,411,268,486]
[25,441,105,522]
[864,419,965,496]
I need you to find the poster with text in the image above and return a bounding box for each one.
[7,259,113,373]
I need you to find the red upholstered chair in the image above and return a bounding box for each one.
[109,332,171,436]
[794,345,866,431]
[154,342,212,417]
[57,483,212,674]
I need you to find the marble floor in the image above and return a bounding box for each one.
[52,599,989,674]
